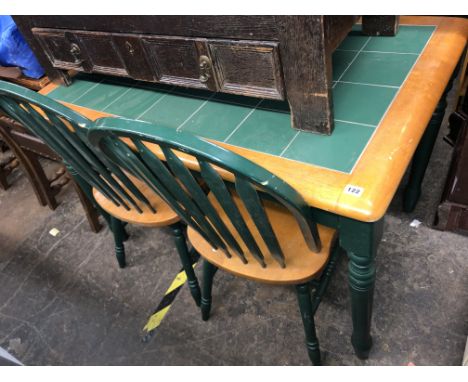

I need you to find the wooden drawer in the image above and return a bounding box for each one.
[140,36,217,91]
[208,40,284,100]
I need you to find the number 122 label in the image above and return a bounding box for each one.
[344,184,364,197]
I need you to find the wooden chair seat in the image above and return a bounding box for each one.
[93,173,179,227]
[187,192,337,284]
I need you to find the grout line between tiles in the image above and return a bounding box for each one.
[336,49,420,55]
[336,81,400,89]
[176,93,216,132]
[279,131,301,157]
[135,86,175,120]
[223,99,263,143]
[101,85,135,112]
[70,79,103,104]
[333,36,372,89]
[335,119,377,128]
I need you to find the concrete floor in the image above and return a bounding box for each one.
[0,94,467,365]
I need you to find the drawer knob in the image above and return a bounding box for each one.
[199,55,212,83]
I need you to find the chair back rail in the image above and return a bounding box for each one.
[88,117,322,268]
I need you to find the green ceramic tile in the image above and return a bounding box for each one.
[337,30,370,51]
[225,106,297,156]
[70,80,133,110]
[137,92,207,129]
[181,93,262,141]
[282,121,374,173]
[364,25,435,54]
[333,82,397,126]
[341,51,418,87]
[102,85,171,119]
[332,50,359,81]
[48,78,99,103]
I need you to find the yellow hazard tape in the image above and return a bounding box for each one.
[143,269,188,332]
[143,262,197,334]
[166,270,189,295]
[143,305,172,333]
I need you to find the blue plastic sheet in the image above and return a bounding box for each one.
[0,15,44,79]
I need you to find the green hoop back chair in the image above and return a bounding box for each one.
[88,117,342,365]
[0,81,201,308]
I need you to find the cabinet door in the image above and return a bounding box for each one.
[208,40,285,100]
[32,28,87,71]
[140,36,217,91]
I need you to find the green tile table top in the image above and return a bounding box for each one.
[47,25,436,174]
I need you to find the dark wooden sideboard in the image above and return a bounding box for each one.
[14,16,396,134]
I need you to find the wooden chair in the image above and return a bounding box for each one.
[88,117,342,365]
[0,81,200,305]
[0,141,19,189]
[0,115,101,233]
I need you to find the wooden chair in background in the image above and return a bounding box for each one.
[0,114,101,233]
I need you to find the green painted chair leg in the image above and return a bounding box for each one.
[171,222,201,306]
[201,260,218,321]
[296,283,321,365]
[110,216,126,268]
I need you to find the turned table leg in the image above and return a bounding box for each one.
[339,217,384,359]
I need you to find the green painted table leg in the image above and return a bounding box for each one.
[403,67,458,212]
[339,217,383,359]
